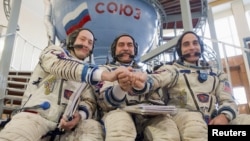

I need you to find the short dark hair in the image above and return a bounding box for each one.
[175,31,204,58]
[110,34,138,60]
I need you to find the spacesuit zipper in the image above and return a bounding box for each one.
[183,74,199,110]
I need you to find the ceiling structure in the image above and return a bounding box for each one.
[157,0,207,30]
[2,0,233,33]
[152,0,233,32]
[140,0,231,63]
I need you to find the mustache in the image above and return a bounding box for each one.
[72,44,84,49]
[182,52,201,58]
[72,44,92,53]
[115,53,135,59]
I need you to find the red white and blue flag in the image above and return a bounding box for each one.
[63,2,91,35]
[223,81,232,93]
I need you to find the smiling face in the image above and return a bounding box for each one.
[180,33,201,64]
[72,30,94,60]
[114,36,135,63]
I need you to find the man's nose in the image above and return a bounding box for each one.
[123,45,129,50]
[82,40,88,46]
[189,44,196,49]
[81,41,90,48]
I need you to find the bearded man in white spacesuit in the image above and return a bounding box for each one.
[0,28,125,141]
[92,34,180,141]
[129,31,238,141]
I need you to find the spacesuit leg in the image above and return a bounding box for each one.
[173,111,207,141]
[143,115,180,141]
[103,109,136,141]
[230,114,250,124]
[58,119,104,141]
[0,112,57,141]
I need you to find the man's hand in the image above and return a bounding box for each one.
[59,112,81,131]
[117,67,133,91]
[208,114,229,125]
[130,72,148,90]
[102,66,130,82]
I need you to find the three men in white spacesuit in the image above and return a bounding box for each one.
[0,28,241,141]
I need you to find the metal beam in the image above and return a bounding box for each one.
[208,0,233,7]
[140,37,179,62]
[0,0,22,117]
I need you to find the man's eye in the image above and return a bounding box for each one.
[127,44,133,47]
[118,43,125,47]
[193,42,199,45]
[89,41,93,46]
[183,42,189,46]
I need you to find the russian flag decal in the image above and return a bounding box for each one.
[63,2,91,35]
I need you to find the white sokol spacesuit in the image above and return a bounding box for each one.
[94,62,180,141]
[148,61,238,140]
[140,31,238,141]
[0,28,104,141]
[92,34,180,141]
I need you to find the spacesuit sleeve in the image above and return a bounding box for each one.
[78,84,97,120]
[215,71,238,121]
[149,64,179,91]
[39,45,98,84]
[94,65,127,112]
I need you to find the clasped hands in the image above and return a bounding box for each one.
[115,66,148,91]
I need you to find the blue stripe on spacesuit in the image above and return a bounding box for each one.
[81,64,99,85]
[132,84,148,95]
[217,106,236,119]
[87,65,99,85]
[105,87,122,107]
[78,106,89,119]
[81,64,89,82]
[110,87,126,102]
[105,87,119,107]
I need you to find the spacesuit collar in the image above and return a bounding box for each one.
[64,48,71,57]
[180,60,198,67]
[64,48,85,62]
[177,60,211,69]
[112,61,134,67]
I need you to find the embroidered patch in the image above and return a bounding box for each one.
[64,89,73,100]
[44,76,56,95]
[197,93,209,103]
[95,81,104,89]
[51,50,66,59]
[93,81,104,94]
[223,81,232,93]
[32,77,42,86]
[177,89,187,108]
